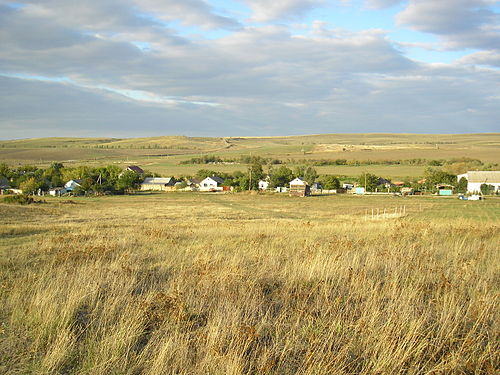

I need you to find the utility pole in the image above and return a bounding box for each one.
[249,167,252,191]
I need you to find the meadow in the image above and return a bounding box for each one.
[1,133,499,179]
[1,192,499,374]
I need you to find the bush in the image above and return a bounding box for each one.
[3,194,35,205]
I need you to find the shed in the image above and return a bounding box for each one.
[437,184,453,196]
[289,177,310,197]
[310,182,323,192]
[140,177,177,191]
[355,187,365,195]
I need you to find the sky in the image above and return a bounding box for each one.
[0,0,499,139]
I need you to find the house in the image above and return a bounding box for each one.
[457,171,500,194]
[289,177,310,197]
[0,177,11,195]
[377,178,392,188]
[258,178,270,190]
[199,176,225,191]
[64,179,82,191]
[182,178,201,191]
[342,183,354,190]
[140,177,176,191]
[49,187,67,196]
[127,165,144,174]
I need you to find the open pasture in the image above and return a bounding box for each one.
[1,193,499,374]
[1,133,499,179]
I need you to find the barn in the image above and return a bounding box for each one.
[289,177,310,197]
[457,171,500,194]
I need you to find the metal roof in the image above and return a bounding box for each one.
[143,177,174,184]
[464,171,500,183]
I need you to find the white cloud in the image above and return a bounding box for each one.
[457,50,500,67]
[240,0,326,22]
[396,0,500,51]
[365,0,404,9]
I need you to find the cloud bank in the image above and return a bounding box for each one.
[0,0,499,138]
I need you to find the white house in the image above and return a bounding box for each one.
[457,171,500,193]
[199,176,225,191]
[289,177,307,186]
[258,179,270,190]
[289,177,310,197]
[64,179,82,191]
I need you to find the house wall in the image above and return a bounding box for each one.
[199,178,223,191]
[468,182,500,193]
[140,184,175,191]
[289,184,310,197]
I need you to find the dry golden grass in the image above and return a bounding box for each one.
[0,194,499,374]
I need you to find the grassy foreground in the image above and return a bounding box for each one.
[0,193,499,374]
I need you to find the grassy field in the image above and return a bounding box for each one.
[1,192,499,374]
[1,133,499,179]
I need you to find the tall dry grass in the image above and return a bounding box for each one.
[0,196,499,374]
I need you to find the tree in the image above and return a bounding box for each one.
[19,177,43,195]
[0,163,11,179]
[423,168,456,191]
[320,175,340,190]
[195,169,218,180]
[115,170,142,193]
[269,166,294,188]
[357,173,379,192]
[480,184,495,195]
[303,166,318,184]
[456,177,468,194]
[247,160,264,190]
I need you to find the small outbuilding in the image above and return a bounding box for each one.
[289,177,310,197]
[140,177,177,191]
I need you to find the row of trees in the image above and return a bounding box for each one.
[0,163,152,195]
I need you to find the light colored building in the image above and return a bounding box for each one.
[64,179,82,191]
[140,177,176,191]
[258,179,269,190]
[457,171,500,193]
[289,177,310,197]
[49,187,67,196]
[199,176,225,191]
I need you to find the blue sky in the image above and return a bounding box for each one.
[0,0,499,138]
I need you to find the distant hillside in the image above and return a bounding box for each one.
[2,133,499,150]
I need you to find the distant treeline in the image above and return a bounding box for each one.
[0,144,194,150]
[179,155,495,168]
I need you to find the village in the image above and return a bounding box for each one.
[1,161,499,200]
